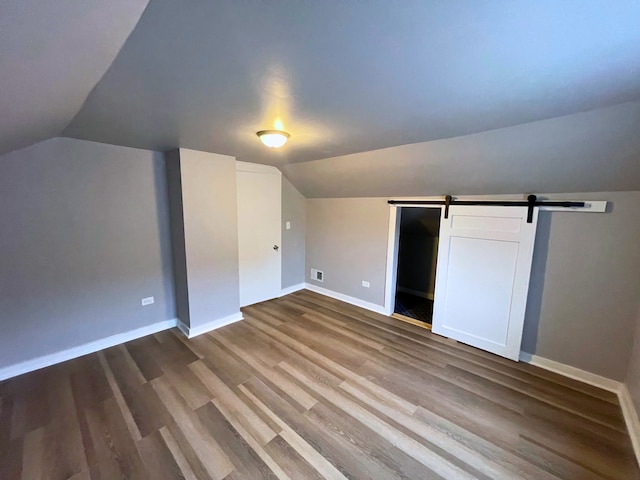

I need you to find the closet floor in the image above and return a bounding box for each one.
[394,291,434,324]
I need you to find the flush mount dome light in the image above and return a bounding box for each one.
[257,130,290,148]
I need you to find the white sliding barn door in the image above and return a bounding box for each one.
[432,206,538,360]
[236,163,281,307]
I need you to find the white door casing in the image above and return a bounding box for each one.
[432,205,538,360]
[236,162,282,307]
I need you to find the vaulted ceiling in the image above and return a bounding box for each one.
[0,0,150,155]
[2,1,640,193]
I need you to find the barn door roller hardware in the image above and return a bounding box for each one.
[387,195,586,223]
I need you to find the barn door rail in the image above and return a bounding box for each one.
[387,195,586,223]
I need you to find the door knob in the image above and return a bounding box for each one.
[273,245,279,251]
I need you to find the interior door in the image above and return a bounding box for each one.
[236,164,281,307]
[432,206,538,360]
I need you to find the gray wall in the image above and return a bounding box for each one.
[305,192,640,380]
[521,191,640,379]
[0,138,175,369]
[625,303,640,413]
[166,149,240,329]
[165,150,190,325]
[306,198,389,305]
[282,176,306,288]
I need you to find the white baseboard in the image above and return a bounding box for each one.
[304,283,387,315]
[176,319,190,337]
[178,312,243,338]
[397,286,434,300]
[518,351,640,468]
[619,385,640,467]
[280,283,305,297]
[518,352,622,393]
[515,352,640,468]
[0,318,178,382]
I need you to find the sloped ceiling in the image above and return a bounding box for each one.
[63,0,640,171]
[0,0,150,155]
[3,1,640,196]
[284,101,640,197]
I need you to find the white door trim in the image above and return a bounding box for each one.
[383,206,400,316]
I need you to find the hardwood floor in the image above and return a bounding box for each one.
[1,289,638,479]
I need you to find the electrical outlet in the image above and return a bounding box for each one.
[141,296,155,306]
[362,281,370,288]
[286,221,291,230]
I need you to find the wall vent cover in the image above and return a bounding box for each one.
[311,268,324,282]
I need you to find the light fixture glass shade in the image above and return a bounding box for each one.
[257,130,290,148]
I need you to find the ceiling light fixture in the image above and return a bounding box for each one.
[257,129,290,148]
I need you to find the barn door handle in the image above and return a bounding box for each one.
[273,245,279,251]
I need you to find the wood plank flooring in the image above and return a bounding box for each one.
[1,289,638,479]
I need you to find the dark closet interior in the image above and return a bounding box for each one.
[394,207,441,325]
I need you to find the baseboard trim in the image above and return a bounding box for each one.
[178,312,243,338]
[397,286,434,300]
[518,352,622,393]
[280,283,305,297]
[304,283,387,315]
[515,352,640,467]
[619,384,640,467]
[0,318,178,382]
[176,319,190,337]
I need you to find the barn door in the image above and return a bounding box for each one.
[432,205,538,360]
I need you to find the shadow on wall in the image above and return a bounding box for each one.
[153,156,177,320]
[522,199,619,355]
[521,211,552,354]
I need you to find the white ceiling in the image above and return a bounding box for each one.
[0,0,150,155]
[61,0,640,168]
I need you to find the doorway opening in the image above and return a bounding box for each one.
[393,207,441,327]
